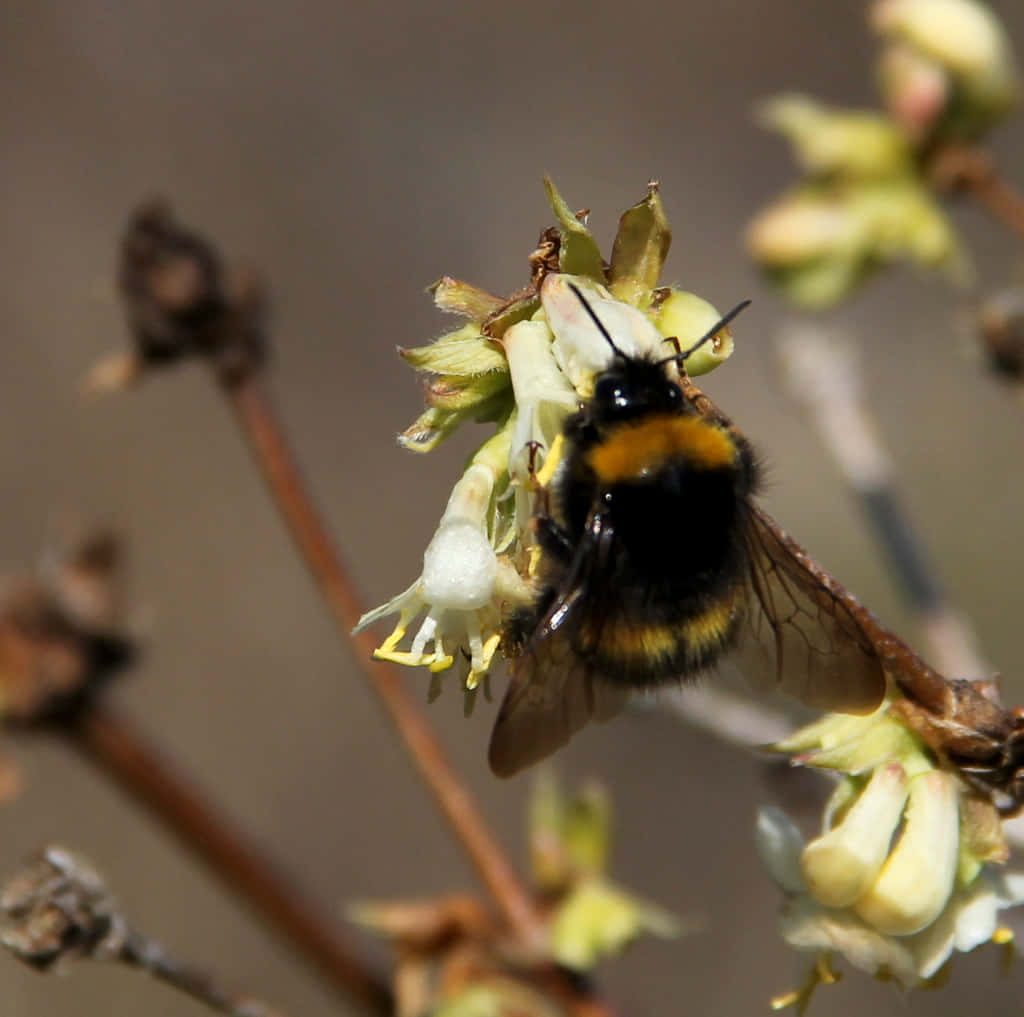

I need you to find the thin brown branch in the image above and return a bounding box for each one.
[122,929,288,1017]
[109,201,616,1014]
[226,374,548,955]
[63,702,392,1015]
[1,844,290,1017]
[929,143,1024,243]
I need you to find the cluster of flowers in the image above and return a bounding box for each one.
[760,701,1024,1008]
[748,0,1020,307]
[358,180,1024,1007]
[355,181,733,699]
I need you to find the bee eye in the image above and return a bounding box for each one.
[594,375,629,410]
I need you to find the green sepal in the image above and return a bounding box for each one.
[482,294,541,339]
[429,275,505,319]
[543,177,606,281]
[399,390,513,453]
[609,182,672,307]
[400,323,509,377]
[423,371,511,411]
[550,878,679,971]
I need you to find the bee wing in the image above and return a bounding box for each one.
[732,506,887,713]
[488,632,628,778]
[489,509,629,777]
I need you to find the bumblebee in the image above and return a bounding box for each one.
[489,288,887,776]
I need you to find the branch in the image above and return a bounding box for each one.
[776,328,1024,847]
[226,375,548,954]
[105,201,618,1015]
[660,685,794,749]
[109,200,548,952]
[1,845,289,1017]
[929,143,1024,244]
[777,326,990,681]
[62,703,392,1014]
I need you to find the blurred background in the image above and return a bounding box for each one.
[2,0,1024,1014]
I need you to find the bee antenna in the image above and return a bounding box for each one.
[568,283,625,357]
[659,299,752,366]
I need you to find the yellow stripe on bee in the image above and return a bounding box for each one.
[590,593,738,664]
[586,416,736,484]
[677,595,738,654]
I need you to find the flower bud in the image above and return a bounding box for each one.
[878,43,951,140]
[654,290,735,376]
[855,771,960,935]
[872,0,1019,139]
[760,95,912,179]
[801,763,910,907]
[747,189,864,266]
[421,465,497,612]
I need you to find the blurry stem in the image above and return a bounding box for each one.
[224,374,549,956]
[120,927,289,1017]
[64,702,393,1015]
[661,685,794,748]
[777,328,989,682]
[930,144,1024,244]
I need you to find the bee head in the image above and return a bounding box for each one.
[591,357,684,423]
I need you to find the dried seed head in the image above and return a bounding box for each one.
[110,200,268,387]
[0,846,126,970]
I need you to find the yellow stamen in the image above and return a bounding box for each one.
[770,954,840,1014]
[994,926,1016,976]
[536,433,566,489]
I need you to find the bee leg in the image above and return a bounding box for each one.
[526,440,544,477]
[533,515,575,561]
[678,371,735,428]
[525,440,555,518]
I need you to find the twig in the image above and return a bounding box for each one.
[929,143,1024,244]
[109,202,615,1014]
[62,702,392,1015]
[660,685,794,749]
[777,326,989,681]
[122,930,286,1017]
[226,374,548,954]
[1,844,289,1017]
[777,328,1024,849]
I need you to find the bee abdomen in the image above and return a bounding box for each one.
[578,586,743,687]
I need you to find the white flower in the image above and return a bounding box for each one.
[359,182,742,699]
[872,0,1019,138]
[501,318,578,488]
[759,702,1024,1009]
[354,462,529,686]
[541,274,666,393]
[758,806,1024,996]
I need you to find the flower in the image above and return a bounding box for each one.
[527,772,678,971]
[757,96,914,180]
[356,183,741,698]
[354,451,531,690]
[749,90,968,309]
[758,703,1024,1010]
[872,0,1020,141]
[351,775,675,1013]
